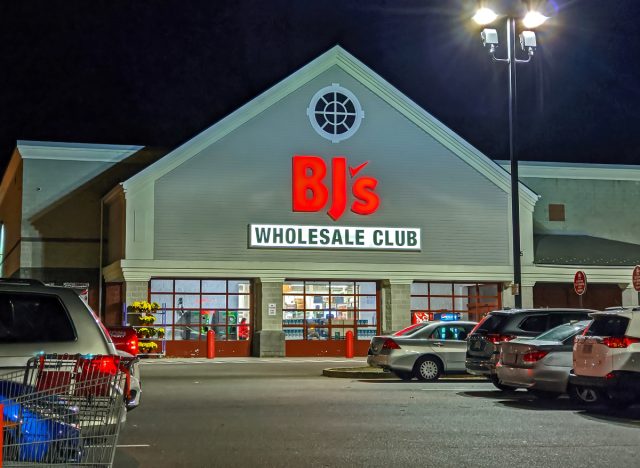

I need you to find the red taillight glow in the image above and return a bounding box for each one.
[382,339,401,350]
[522,350,549,363]
[485,334,516,344]
[602,336,640,348]
[127,335,139,355]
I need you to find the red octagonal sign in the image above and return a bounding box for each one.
[633,265,640,292]
[574,271,587,296]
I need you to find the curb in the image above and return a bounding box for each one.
[323,366,487,380]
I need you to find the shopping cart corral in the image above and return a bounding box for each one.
[0,353,136,466]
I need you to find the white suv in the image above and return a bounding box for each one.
[570,307,640,408]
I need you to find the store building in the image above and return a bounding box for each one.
[1,47,639,357]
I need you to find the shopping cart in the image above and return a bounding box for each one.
[0,353,135,466]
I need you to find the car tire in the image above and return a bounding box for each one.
[414,356,441,381]
[394,370,413,381]
[568,384,604,406]
[528,389,560,400]
[490,374,515,392]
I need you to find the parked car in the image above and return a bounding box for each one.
[570,307,640,408]
[367,321,476,381]
[392,322,431,337]
[466,308,597,390]
[0,279,140,411]
[496,320,596,401]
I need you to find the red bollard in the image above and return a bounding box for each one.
[206,329,215,359]
[345,330,354,359]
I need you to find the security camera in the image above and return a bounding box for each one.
[481,28,499,47]
[519,31,537,50]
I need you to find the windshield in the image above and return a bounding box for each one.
[393,322,428,336]
[536,320,590,342]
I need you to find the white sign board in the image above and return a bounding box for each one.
[268,303,277,316]
[249,224,421,251]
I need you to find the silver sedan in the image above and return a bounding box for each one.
[367,321,477,381]
[496,320,594,401]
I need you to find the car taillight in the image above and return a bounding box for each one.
[522,350,549,363]
[382,339,401,350]
[602,336,640,348]
[85,356,120,376]
[485,334,516,344]
[127,334,139,355]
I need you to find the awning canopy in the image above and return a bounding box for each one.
[534,234,640,266]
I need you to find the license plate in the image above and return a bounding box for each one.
[583,344,593,354]
[471,341,482,351]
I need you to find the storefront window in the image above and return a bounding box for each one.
[282,280,378,341]
[410,282,501,323]
[149,279,252,341]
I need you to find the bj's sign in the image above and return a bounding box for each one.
[248,155,422,251]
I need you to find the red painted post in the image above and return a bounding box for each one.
[345,330,354,359]
[207,329,215,359]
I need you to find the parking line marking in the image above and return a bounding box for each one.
[117,444,151,448]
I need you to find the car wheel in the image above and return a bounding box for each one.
[393,370,413,381]
[568,384,603,405]
[489,374,514,392]
[528,389,560,400]
[414,356,441,381]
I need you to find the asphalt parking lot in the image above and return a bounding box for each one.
[115,359,640,468]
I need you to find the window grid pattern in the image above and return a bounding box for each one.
[410,282,501,323]
[282,280,378,341]
[149,279,252,342]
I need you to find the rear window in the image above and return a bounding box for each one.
[519,315,548,333]
[0,292,76,343]
[473,314,508,333]
[586,316,629,337]
[536,321,590,342]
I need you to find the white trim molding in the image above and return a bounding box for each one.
[17,141,143,163]
[498,160,640,181]
[122,46,539,210]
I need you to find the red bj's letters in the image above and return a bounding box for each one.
[292,155,380,220]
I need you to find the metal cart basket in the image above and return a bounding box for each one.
[1,353,134,466]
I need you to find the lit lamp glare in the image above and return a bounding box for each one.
[522,11,549,29]
[473,7,498,25]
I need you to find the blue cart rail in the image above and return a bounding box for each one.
[1,353,134,466]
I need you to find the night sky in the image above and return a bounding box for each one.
[0,0,638,174]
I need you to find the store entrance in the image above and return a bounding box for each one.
[282,280,379,357]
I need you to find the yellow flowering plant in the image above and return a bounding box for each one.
[127,301,160,314]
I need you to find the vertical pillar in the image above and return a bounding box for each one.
[123,281,149,320]
[253,278,285,357]
[520,285,534,309]
[501,282,516,309]
[621,284,640,308]
[382,280,412,334]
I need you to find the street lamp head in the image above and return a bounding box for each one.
[473,7,498,25]
[481,28,500,49]
[522,10,549,28]
[519,30,537,56]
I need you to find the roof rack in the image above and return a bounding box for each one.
[0,278,45,286]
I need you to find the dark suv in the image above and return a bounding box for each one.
[466,308,596,389]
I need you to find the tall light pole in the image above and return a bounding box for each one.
[473,2,550,308]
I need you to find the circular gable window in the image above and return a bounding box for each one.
[307,84,364,143]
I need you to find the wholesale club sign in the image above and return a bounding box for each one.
[249,155,421,251]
